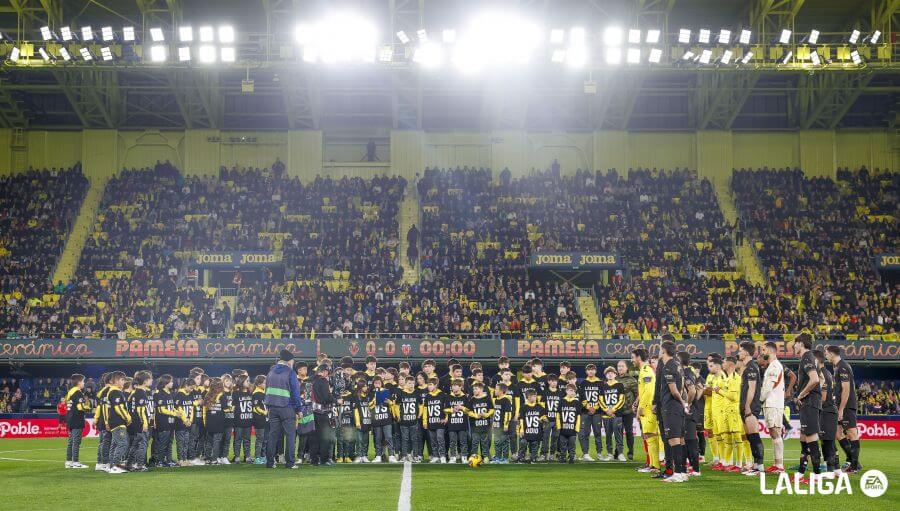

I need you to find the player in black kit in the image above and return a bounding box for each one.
[792,333,822,482]
[813,350,839,474]
[738,341,764,475]
[825,345,861,473]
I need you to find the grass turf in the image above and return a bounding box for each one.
[0,437,897,510]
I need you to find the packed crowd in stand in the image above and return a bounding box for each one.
[0,162,896,338]
[0,166,89,336]
[732,167,898,336]
[417,167,583,334]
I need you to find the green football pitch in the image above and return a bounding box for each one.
[1,437,897,511]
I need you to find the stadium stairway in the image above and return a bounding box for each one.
[713,178,766,287]
[51,178,106,285]
[576,293,602,336]
[398,190,420,285]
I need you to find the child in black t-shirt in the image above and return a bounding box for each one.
[516,389,547,463]
[446,379,470,463]
[231,374,254,463]
[353,382,373,463]
[468,382,493,461]
[557,384,582,463]
[64,374,90,469]
[174,378,196,466]
[203,377,229,465]
[370,376,396,462]
[422,377,448,463]
[491,382,513,463]
[251,375,268,464]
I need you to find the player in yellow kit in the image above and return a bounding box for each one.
[703,354,722,468]
[632,348,663,473]
[716,356,744,472]
[706,355,727,470]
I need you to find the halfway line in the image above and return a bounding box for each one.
[397,461,412,511]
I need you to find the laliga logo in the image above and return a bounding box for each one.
[0,421,40,437]
[760,471,888,497]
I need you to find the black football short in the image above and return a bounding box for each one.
[819,410,838,441]
[662,410,685,439]
[683,414,698,441]
[799,405,821,436]
[839,408,858,429]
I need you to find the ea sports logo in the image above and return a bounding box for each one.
[860,470,888,498]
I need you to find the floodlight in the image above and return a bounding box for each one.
[699,29,710,44]
[9,47,20,62]
[739,29,751,45]
[648,47,662,63]
[122,26,135,42]
[721,50,733,64]
[39,47,51,61]
[850,49,862,64]
[199,26,214,42]
[61,26,74,41]
[551,49,566,63]
[179,26,193,42]
[59,47,71,61]
[605,47,622,64]
[779,29,791,44]
[150,45,167,62]
[781,51,792,64]
[628,29,641,45]
[740,51,753,64]
[101,47,113,61]
[396,31,410,44]
[550,29,565,44]
[219,26,235,43]
[221,47,235,63]
[848,30,860,44]
[150,27,164,42]
[808,29,820,45]
[442,29,455,43]
[646,29,660,44]
[199,44,216,63]
[718,29,731,44]
[82,26,94,41]
[810,50,821,65]
[570,27,585,45]
[678,29,691,44]
[41,26,53,41]
[681,50,695,60]
[295,25,314,44]
[699,49,712,64]
[603,27,623,46]
[79,47,92,60]
[413,42,442,68]
[626,47,640,64]
[870,30,882,44]
[378,45,393,62]
[178,46,191,62]
[566,45,587,68]
[416,29,427,42]
[101,26,114,41]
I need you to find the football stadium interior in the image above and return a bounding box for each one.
[0,0,898,509]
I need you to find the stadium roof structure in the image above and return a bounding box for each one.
[0,0,897,131]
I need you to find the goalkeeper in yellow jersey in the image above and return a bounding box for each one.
[632,348,664,474]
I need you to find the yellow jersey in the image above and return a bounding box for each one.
[722,372,741,415]
[704,372,718,415]
[637,364,656,411]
